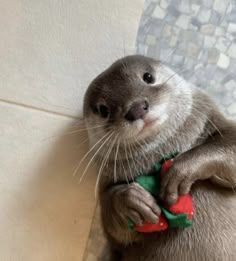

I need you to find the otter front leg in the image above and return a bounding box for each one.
[160,124,236,205]
[100,183,161,244]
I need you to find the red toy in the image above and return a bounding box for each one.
[128,154,194,233]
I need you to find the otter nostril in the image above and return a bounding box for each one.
[125,100,149,122]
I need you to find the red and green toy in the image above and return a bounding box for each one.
[128,152,194,233]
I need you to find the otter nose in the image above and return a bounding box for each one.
[125,100,149,122]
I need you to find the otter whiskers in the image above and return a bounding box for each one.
[79,131,115,183]
[124,141,135,182]
[72,130,113,177]
[95,132,118,197]
[114,137,121,184]
[41,123,108,141]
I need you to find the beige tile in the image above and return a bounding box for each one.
[0,0,144,117]
[0,102,97,261]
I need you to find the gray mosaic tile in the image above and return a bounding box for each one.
[198,8,212,23]
[204,35,217,48]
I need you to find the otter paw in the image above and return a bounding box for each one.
[113,182,161,225]
[159,164,194,205]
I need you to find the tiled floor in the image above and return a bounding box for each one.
[0,0,143,260]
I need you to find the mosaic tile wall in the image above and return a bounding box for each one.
[137,0,236,119]
[84,1,236,260]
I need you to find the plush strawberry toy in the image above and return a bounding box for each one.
[128,153,194,233]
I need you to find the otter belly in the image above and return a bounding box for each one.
[123,181,236,261]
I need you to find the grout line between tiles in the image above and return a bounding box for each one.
[0,98,82,120]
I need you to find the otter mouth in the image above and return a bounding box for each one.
[139,118,158,134]
[143,119,157,128]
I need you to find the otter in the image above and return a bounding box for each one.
[83,55,236,261]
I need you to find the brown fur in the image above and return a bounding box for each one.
[83,55,236,261]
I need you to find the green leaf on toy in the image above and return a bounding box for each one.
[128,219,135,231]
[127,151,193,233]
[161,208,193,228]
[135,176,159,197]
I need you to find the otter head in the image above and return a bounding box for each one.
[83,55,192,157]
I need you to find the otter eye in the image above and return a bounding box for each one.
[98,104,109,118]
[143,72,154,84]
